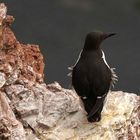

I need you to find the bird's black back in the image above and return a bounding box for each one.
[72,49,111,113]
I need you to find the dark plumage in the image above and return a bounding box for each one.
[72,31,116,122]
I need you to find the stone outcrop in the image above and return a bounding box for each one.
[0,3,140,140]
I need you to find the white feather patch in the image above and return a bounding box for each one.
[101,50,110,68]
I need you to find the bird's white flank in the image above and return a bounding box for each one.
[101,50,118,88]
[101,50,110,68]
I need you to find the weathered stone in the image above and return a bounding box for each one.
[15,90,39,117]
[0,72,6,88]
[0,3,7,25]
[34,83,80,128]
[0,92,26,140]
[35,91,140,140]
[5,84,26,96]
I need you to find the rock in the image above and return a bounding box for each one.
[35,91,140,140]
[0,72,6,88]
[0,3,140,140]
[0,92,26,140]
[0,3,7,25]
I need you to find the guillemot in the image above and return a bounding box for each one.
[71,31,118,122]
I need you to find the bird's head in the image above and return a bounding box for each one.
[84,31,116,50]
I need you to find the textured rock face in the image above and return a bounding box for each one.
[0,3,140,140]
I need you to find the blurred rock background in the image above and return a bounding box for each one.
[2,0,140,94]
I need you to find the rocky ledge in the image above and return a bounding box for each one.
[0,3,140,140]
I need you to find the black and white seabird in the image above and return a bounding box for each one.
[69,31,118,122]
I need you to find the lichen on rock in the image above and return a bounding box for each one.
[0,3,140,140]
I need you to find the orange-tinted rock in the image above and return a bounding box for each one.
[22,44,44,79]
[0,13,44,83]
[3,15,14,26]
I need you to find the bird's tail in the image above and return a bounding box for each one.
[87,93,107,119]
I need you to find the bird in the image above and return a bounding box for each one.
[70,31,118,122]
